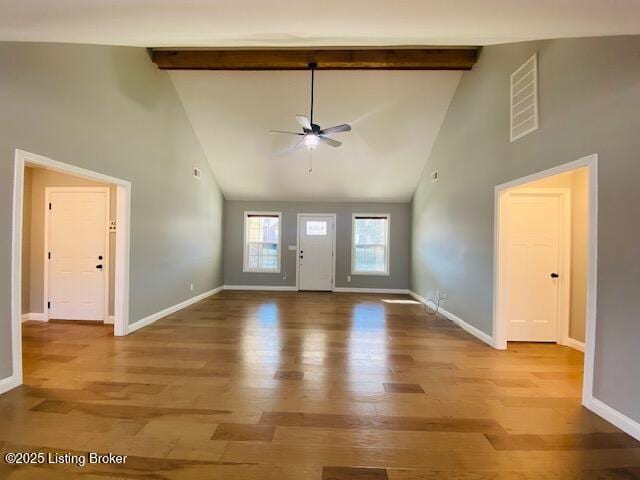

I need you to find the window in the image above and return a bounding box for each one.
[306,220,327,236]
[243,212,281,272]
[352,214,390,275]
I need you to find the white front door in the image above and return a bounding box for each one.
[505,192,564,341]
[48,189,108,321]
[298,215,334,291]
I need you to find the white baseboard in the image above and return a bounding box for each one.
[332,287,410,294]
[584,395,640,441]
[223,285,410,294]
[24,313,116,325]
[408,290,428,304]
[125,286,223,335]
[438,306,495,348]
[223,285,298,291]
[0,375,20,395]
[566,337,585,352]
[409,290,495,348]
[21,312,48,322]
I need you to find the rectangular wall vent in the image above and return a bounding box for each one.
[193,167,202,179]
[510,53,538,142]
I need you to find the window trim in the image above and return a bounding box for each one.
[243,211,282,273]
[351,213,390,276]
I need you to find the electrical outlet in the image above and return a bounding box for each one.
[189,283,194,292]
[347,275,351,283]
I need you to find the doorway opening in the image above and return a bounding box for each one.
[493,153,597,406]
[296,213,336,291]
[10,149,131,390]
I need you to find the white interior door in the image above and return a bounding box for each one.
[298,215,334,291]
[505,192,564,341]
[48,189,108,321]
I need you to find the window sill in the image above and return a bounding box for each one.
[243,268,282,274]
[351,271,390,276]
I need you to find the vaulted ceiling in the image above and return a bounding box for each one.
[1,0,639,47]
[3,0,639,201]
[170,70,461,201]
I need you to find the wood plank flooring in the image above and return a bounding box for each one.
[1,291,638,479]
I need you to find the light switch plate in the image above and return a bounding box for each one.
[288,245,298,251]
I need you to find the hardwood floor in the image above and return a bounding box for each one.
[1,291,638,479]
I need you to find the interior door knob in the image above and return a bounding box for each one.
[550,272,559,278]
[96,264,103,270]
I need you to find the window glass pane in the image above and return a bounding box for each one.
[245,215,280,271]
[259,243,278,269]
[248,216,279,243]
[354,217,387,273]
[306,221,327,236]
[354,218,386,245]
[355,245,386,272]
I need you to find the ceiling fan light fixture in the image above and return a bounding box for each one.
[304,134,319,149]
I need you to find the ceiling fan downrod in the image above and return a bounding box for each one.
[309,62,317,128]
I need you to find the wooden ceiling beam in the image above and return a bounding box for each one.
[151,47,480,71]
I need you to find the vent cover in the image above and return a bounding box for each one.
[510,53,538,142]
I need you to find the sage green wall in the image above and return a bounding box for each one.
[411,36,640,423]
[1,42,225,381]
[224,201,410,290]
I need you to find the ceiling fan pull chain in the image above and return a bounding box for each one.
[308,150,313,173]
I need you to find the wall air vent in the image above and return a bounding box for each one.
[510,53,538,142]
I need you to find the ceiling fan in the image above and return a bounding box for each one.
[269,62,351,150]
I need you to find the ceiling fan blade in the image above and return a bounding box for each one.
[320,124,351,135]
[296,115,312,131]
[269,130,304,135]
[318,135,342,148]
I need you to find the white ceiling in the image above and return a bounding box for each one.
[170,70,461,201]
[1,0,639,47]
[4,1,638,202]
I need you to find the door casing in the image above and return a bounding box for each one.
[492,154,602,435]
[296,213,336,291]
[9,148,132,395]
